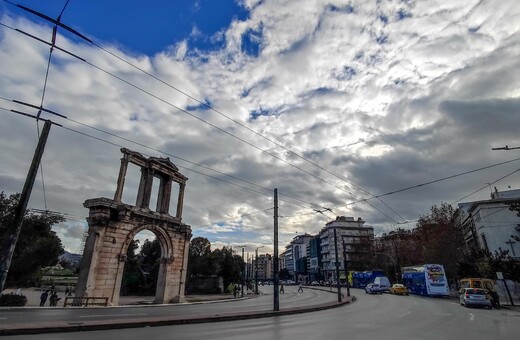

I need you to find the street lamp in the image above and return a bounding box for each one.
[236,245,247,298]
[255,246,265,294]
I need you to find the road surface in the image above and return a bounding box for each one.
[2,288,518,339]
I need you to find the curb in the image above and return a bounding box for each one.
[0,297,354,336]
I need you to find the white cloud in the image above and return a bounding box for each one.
[2,0,520,253]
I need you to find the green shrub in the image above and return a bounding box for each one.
[0,293,28,306]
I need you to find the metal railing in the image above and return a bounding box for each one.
[63,296,109,307]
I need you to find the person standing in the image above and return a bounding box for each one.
[39,290,49,307]
[49,291,60,306]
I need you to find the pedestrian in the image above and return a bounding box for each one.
[233,285,238,298]
[280,282,285,294]
[49,291,61,307]
[39,290,49,307]
[65,286,70,297]
[298,282,303,293]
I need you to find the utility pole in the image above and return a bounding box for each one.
[333,228,342,302]
[0,120,52,292]
[241,247,245,297]
[273,188,279,311]
[342,238,350,297]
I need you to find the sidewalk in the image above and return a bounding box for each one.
[0,287,353,336]
[2,287,238,307]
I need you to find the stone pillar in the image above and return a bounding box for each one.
[136,167,154,209]
[157,177,172,214]
[176,183,185,219]
[113,156,129,202]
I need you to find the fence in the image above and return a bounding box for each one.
[63,296,109,307]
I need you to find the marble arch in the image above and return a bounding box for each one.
[75,148,192,305]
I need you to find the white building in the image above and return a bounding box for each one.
[458,188,520,258]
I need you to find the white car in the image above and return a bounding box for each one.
[365,283,383,294]
[460,288,492,309]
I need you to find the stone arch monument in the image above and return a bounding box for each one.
[75,148,192,305]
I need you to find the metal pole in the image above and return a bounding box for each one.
[0,120,52,292]
[333,228,342,302]
[255,248,259,294]
[273,188,279,311]
[502,279,515,306]
[241,247,245,298]
[342,238,350,297]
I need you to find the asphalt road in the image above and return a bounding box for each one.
[2,288,519,339]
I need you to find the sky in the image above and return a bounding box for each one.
[1,0,520,256]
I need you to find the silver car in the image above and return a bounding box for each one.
[459,288,492,309]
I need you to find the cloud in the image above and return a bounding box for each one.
[2,1,520,254]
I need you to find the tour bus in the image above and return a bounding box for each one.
[401,264,449,297]
[352,270,385,288]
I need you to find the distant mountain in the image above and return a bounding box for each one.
[60,251,82,266]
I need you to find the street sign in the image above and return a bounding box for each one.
[496,272,504,280]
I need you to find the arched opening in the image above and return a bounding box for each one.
[119,229,162,304]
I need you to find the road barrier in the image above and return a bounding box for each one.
[63,296,109,307]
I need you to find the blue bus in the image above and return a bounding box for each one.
[352,270,385,288]
[401,264,449,297]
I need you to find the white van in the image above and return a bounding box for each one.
[373,276,391,292]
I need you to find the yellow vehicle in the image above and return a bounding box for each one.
[459,278,495,292]
[459,278,499,307]
[389,283,408,295]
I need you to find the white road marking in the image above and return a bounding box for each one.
[399,311,412,318]
[79,313,147,318]
[0,318,7,320]
[470,313,475,321]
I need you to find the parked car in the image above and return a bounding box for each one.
[365,283,383,294]
[459,288,492,309]
[389,283,408,295]
[310,281,320,286]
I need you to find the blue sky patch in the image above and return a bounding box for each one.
[376,34,389,44]
[328,3,355,13]
[335,66,357,81]
[397,9,413,20]
[186,98,212,111]
[241,27,263,57]
[468,26,481,33]
[249,108,273,120]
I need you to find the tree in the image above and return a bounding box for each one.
[507,199,520,242]
[415,202,465,280]
[190,237,211,257]
[0,192,64,287]
[120,239,140,295]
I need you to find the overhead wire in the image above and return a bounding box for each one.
[3,4,519,226]
[0,1,406,223]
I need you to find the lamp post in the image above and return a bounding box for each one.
[255,246,264,294]
[237,245,247,298]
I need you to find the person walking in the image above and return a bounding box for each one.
[39,290,49,307]
[280,282,285,294]
[298,282,303,293]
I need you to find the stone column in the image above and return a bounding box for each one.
[157,177,172,214]
[176,183,185,219]
[113,156,129,202]
[136,167,154,209]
